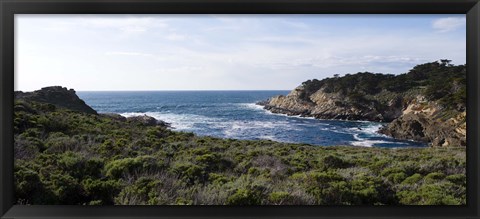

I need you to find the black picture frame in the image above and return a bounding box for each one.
[1,0,479,218]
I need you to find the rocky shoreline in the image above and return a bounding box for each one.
[258,61,466,147]
[259,94,466,147]
[15,86,171,129]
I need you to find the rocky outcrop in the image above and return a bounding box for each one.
[102,113,128,122]
[262,89,465,147]
[259,61,466,147]
[126,115,171,127]
[15,86,97,114]
[261,85,401,122]
[103,113,171,127]
[15,86,172,128]
[262,86,316,116]
[379,98,466,147]
[262,90,465,147]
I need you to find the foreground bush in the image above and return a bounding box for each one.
[14,100,466,205]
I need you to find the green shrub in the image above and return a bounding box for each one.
[248,167,261,176]
[47,173,86,204]
[306,171,344,185]
[227,188,263,205]
[105,156,161,178]
[397,190,421,204]
[380,167,403,177]
[175,197,193,205]
[445,174,466,186]
[12,96,467,205]
[14,166,54,204]
[195,152,232,171]
[349,177,383,204]
[172,163,206,184]
[82,178,121,204]
[387,172,407,184]
[417,184,461,205]
[268,191,293,205]
[369,159,391,173]
[115,177,162,205]
[55,152,103,178]
[14,135,44,159]
[208,173,229,184]
[424,172,445,184]
[321,155,350,169]
[399,182,466,205]
[318,180,351,204]
[402,173,423,185]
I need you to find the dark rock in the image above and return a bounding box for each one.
[102,113,127,122]
[15,86,97,114]
[379,112,466,147]
[379,113,430,142]
[126,115,171,127]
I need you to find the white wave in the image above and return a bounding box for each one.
[351,140,385,147]
[258,135,277,141]
[238,103,265,111]
[361,124,384,135]
[350,133,390,147]
[261,109,319,121]
[121,111,300,136]
[238,102,318,121]
[290,114,317,120]
[320,128,350,135]
[348,124,385,147]
[346,123,384,135]
[221,119,300,138]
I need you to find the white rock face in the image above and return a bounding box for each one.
[261,85,466,147]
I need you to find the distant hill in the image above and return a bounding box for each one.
[15,86,98,114]
[259,60,466,147]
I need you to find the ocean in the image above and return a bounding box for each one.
[77,91,426,148]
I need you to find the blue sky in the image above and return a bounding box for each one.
[15,14,466,91]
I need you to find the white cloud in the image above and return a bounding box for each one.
[432,17,466,32]
[105,51,154,57]
[15,15,466,91]
[250,54,427,71]
[81,16,169,35]
[247,36,316,44]
[37,15,168,36]
[282,21,310,30]
[165,33,187,41]
[156,66,204,73]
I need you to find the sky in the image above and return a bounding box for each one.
[15,14,466,91]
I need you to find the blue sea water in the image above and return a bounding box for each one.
[77,91,426,148]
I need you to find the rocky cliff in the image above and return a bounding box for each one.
[260,60,466,147]
[15,86,97,114]
[263,84,403,122]
[15,86,171,128]
[378,96,466,147]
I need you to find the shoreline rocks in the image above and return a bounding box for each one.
[258,62,466,147]
[260,91,465,147]
[15,86,172,129]
[126,114,171,127]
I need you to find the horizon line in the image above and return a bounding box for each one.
[13,88,292,92]
[75,89,292,92]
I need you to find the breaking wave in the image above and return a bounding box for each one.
[80,91,426,148]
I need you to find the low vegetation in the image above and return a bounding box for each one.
[301,60,466,111]
[14,99,466,205]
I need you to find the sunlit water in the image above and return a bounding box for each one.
[78,91,426,148]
